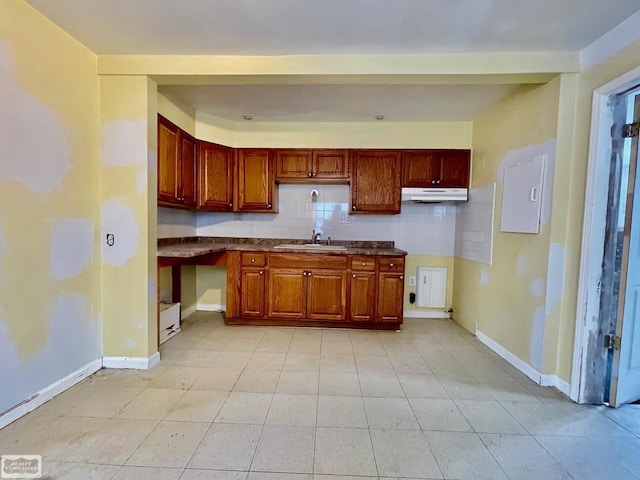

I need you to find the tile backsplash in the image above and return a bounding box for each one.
[182,185,456,255]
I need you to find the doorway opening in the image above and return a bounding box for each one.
[573,68,640,407]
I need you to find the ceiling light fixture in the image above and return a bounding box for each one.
[242,114,253,120]
[375,115,385,120]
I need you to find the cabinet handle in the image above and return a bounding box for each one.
[259,270,263,275]
[312,172,316,177]
[361,262,366,266]
[353,274,356,278]
[308,271,312,276]
[389,263,394,267]
[436,180,441,184]
[228,203,232,208]
[352,205,356,210]
[267,203,272,208]
[400,275,404,280]
[308,172,312,177]
[251,258,255,263]
[431,180,437,185]
[303,271,307,276]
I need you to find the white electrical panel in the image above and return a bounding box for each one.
[417,267,447,308]
[500,154,546,234]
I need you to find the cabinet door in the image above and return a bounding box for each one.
[179,131,197,207]
[275,149,313,181]
[312,149,349,181]
[198,141,234,210]
[236,149,276,212]
[377,272,404,323]
[240,268,266,317]
[439,150,470,187]
[157,115,179,204]
[307,269,347,321]
[267,268,306,319]
[402,150,440,187]
[351,150,402,214]
[349,271,376,322]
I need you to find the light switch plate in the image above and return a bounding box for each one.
[409,276,416,286]
[340,212,351,224]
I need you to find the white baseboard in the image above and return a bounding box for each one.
[0,358,102,430]
[181,304,197,319]
[475,329,571,395]
[102,352,160,370]
[404,311,451,319]
[196,303,226,312]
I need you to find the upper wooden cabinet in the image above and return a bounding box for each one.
[198,141,234,211]
[179,131,197,208]
[235,149,277,213]
[402,149,470,188]
[275,149,349,182]
[157,115,196,208]
[350,150,403,214]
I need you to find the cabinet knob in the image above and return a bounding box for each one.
[251,258,255,263]
[352,205,356,210]
[303,271,307,276]
[353,274,356,278]
[431,180,437,185]
[389,263,394,267]
[308,172,312,177]
[361,262,365,266]
[259,270,263,275]
[308,271,312,276]
[400,275,404,280]
[312,172,316,177]
[436,180,441,184]
[228,203,232,208]
[267,204,272,208]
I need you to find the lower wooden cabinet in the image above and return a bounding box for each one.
[227,251,405,328]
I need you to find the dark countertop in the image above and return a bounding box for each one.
[157,236,406,258]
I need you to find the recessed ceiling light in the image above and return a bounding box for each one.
[375,115,385,120]
[242,114,253,120]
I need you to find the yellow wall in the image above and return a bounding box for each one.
[100,75,158,358]
[453,79,561,374]
[0,0,102,414]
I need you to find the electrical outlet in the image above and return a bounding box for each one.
[340,212,351,224]
[409,275,416,286]
[106,233,115,246]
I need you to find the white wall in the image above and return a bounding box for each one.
[158,207,197,238]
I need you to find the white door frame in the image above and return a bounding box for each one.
[572,66,640,403]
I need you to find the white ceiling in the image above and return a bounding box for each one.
[25,0,640,122]
[24,0,640,55]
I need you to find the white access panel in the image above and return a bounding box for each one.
[417,267,447,308]
[500,154,546,234]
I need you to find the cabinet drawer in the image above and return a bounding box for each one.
[350,256,376,271]
[242,252,266,267]
[378,256,404,272]
[269,253,347,269]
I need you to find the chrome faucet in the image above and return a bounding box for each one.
[311,229,322,244]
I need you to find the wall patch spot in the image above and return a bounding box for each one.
[0,224,5,286]
[529,277,545,297]
[0,41,70,193]
[101,198,140,266]
[50,219,94,280]
[101,120,147,167]
[546,243,566,314]
[515,253,531,276]
[530,306,546,370]
[480,270,490,285]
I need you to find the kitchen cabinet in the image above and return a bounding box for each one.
[239,253,266,318]
[403,149,470,188]
[235,149,277,213]
[198,140,234,211]
[267,253,347,321]
[350,150,402,214]
[157,115,197,208]
[275,149,349,182]
[349,256,377,322]
[377,256,405,324]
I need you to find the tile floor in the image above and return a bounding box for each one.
[1,312,640,479]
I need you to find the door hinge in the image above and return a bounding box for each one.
[622,122,639,138]
[604,334,621,350]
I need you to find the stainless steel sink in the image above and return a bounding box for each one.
[274,243,347,251]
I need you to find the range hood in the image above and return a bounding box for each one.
[401,187,468,203]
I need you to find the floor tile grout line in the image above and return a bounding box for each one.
[528,433,579,480]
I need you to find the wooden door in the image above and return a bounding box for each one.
[236,149,276,212]
[439,150,471,187]
[198,141,234,211]
[240,268,266,317]
[377,272,404,323]
[349,271,376,322]
[312,149,350,181]
[157,115,179,204]
[275,149,312,180]
[267,268,306,319]
[350,150,402,214]
[179,131,197,207]
[402,150,440,187]
[306,269,347,321]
